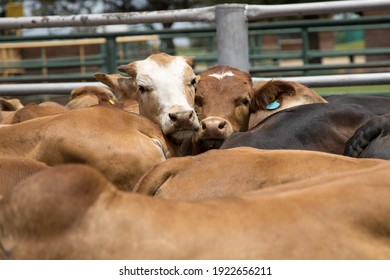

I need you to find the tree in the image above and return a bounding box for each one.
[24,0,333,54]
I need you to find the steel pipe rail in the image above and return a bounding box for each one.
[0,73,389,96]
[0,1,389,83]
[0,82,108,96]
[252,72,390,87]
[0,7,216,30]
[246,0,390,20]
[0,1,389,29]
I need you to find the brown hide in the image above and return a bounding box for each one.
[0,157,49,197]
[249,80,327,128]
[66,86,118,110]
[94,72,140,114]
[2,102,68,124]
[193,65,253,153]
[0,106,175,191]
[0,98,24,124]
[115,53,200,156]
[134,147,384,200]
[1,163,390,259]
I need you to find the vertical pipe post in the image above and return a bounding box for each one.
[301,27,309,76]
[105,36,117,73]
[215,4,249,72]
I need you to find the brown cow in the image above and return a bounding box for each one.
[65,85,118,110]
[134,147,384,200]
[192,65,254,153]
[2,102,68,124]
[101,53,201,156]
[0,98,24,123]
[1,162,390,259]
[94,72,139,114]
[249,80,327,128]
[0,106,175,191]
[192,66,327,153]
[0,157,49,197]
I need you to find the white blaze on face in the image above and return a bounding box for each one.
[132,55,199,138]
[208,71,235,80]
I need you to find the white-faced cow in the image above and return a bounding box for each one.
[102,53,201,155]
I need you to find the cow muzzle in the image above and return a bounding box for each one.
[195,117,233,151]
[164,109,200,141]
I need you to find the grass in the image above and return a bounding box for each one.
[334,40,365,50]
[314,85,390,96]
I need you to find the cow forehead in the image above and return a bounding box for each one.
[208,71,235,80]
[135,56,192,86]
[198,73,252,98]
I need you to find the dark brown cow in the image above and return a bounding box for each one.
[0,106,175,191]
[1,162,390,259]
[221,103,376,155]
[134,147,384,200]
[344,113,390,159]
[324,94,390,116]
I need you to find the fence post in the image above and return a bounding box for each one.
[105,36,117,74]
[215,4,249,72]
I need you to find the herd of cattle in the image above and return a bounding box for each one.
[0,52,390,259]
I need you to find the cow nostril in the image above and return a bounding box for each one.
[202,122,207,130]
[169,113,177,122]
[189,111,193,119]
[218,121,226,130]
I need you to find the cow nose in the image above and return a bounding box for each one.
[201,118,227,132]
[169,110,195,124]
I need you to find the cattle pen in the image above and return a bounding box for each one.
[0,0,390,98]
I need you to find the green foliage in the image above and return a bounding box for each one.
[25,0,337,16]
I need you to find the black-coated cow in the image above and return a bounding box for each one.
[344,113,390,159]
[220,103,375,155]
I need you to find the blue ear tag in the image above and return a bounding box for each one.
[266,100,280,110]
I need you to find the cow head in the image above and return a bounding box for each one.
[116,53,200,145]
[66,86,118,110]
[249,80,327,128]
[193,65,254,153]
[0,98,23,111]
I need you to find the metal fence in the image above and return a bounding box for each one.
[0,0,390,96]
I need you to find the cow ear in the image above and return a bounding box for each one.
[0,98,24,111]
[250,80,296,113]
[117,62,137,78]
[118,77,138,100]
[183,56,196,68]
[95,72,135,100]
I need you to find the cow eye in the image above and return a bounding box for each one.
[190,77,197,86]
[242,97,250,107]
[138,85,147,94]
[195,96,203,107]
